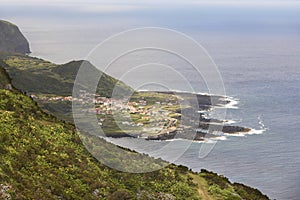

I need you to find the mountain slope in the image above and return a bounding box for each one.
[0,60,11,89]
[0,65,269,199]
[2,55,132,97]
[0,54,133,121]
[0,80,196,199]
[0,20,30,54]
[0,89,269,200]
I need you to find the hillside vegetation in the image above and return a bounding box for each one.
[0,60,11,88]
[2,55,132,97]
[0,65,269,199]
[0,54,132,121]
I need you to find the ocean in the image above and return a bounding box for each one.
[1,2,300,199]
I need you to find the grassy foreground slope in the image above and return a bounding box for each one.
[0,68,197,199]
[0,66,269,199]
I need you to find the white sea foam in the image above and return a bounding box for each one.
[193,135,228,143]
[248,128,266,135]
[197,110,208,114]
[206,119,239,125]
[203,139,218,144]
[224,119,238,124]
[192,140,207,144]
[258,115,267,130]
[221,97,239,109]
[165,138,188,142]
[224,132,247,137]
[165,138,206,144]
[165,137,228,143]
[211,136,228,141]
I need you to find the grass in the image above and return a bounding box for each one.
[2,55,133,97]
[0,89,202,199]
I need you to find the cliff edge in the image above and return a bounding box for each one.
[0,20,30,54]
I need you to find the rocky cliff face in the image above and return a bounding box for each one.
[0,20,30,54]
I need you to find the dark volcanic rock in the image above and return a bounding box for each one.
[146,130,220,141]
[146,130,177,141]
[0,20,30,54]
[199,123,251,134]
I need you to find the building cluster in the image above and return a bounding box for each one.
[33,90,179,132]
[31,94,73,102]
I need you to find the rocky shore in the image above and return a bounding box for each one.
[145,92,252,141]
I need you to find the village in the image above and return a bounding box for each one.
[32,90,181,137]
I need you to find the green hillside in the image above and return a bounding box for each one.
[0,66,269,199]
[0,20,30,54]
[2,55,132,97]
[0,60,11,89]
[0,54,133,121]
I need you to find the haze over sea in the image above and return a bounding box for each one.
[1,1,300,199]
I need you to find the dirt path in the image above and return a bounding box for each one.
[189,173,214,200]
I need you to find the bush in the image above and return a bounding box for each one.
[108,189,134,200]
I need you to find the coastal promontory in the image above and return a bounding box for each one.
[0,20,30,54]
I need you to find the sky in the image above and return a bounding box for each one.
[1,0,299,20]
[1,0,300,36]
[1,0,300,8]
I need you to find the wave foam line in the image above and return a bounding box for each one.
[222,97,239,109]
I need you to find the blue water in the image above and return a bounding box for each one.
[1,2,300,199]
